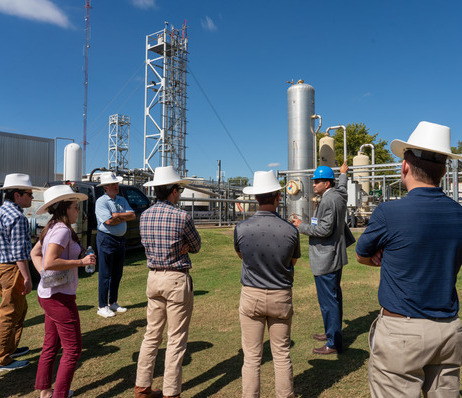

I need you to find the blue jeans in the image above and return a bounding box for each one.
[96,231,126,308]
[314,268,343,352]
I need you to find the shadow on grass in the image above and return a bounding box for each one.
[183,340,276,397]
[294,310,378,397]
[194,290,209,297]
[74,340,213,397]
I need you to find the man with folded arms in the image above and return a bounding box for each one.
[135,166,201,398]
[95,172,135,318]
[0,173,40,372]
[356,121,462,397]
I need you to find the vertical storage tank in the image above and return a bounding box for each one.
[353,151,370,195]
[63,143,82,181]
[287,80,315,221]
[319,134,336,167]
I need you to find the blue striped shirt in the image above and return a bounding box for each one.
[0,200,32,263]
[140,200,201,270]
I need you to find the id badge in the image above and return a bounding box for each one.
[311,217,318,225]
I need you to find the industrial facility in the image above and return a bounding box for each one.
[1,16,461,231]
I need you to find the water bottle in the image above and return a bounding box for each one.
[85,246,96,274]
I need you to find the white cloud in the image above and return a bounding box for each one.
[0,0,70,28]
[201,16,217,32]
[267,162,280,168]
[363,92,372,97]
[131,0,157,9]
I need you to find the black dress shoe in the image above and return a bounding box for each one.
[312,333,327,341]
[312,345,338,355]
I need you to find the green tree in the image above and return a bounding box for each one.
[228,176,249,186]
[451,140,462,154]
[316,122,394,166]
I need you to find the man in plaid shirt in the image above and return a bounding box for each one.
[0,173,40,372]
[135,166,201,398]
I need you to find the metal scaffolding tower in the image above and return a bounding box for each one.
[108,114,130,171]
[143,21,188,176]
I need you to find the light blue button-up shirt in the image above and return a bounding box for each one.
[95,194,134,237]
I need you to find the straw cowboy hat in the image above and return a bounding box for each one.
[143,166,191,187]
[96,172,123,187]
[391,121,462,160]
[36,185,88,215]
[243,170,282,195]
[0,173,42,190]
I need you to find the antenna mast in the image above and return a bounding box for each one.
[83,0,91,175]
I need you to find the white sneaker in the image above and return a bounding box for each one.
[97,306,116,318]
[109,302,127,313]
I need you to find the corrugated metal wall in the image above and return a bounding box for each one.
[0,131,54,187]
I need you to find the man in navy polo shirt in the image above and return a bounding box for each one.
[356,121,462,398]
[95,172,135,318]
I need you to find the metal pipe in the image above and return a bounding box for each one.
[311,114,322,168]
[278,163,402,174]
[360,143,375,189]
[326,125,347,163]
[452,159,459,201]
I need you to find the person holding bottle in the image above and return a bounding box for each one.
[31,184,96,398]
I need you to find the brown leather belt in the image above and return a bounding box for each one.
[382,307,450,321]
[382,308,406,318]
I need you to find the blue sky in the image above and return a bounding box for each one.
[0,0,461,181]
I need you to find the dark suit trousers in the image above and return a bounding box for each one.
[314,269,343,352]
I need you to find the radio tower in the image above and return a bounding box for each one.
[82,0,91,175]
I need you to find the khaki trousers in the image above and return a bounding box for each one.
[136,270,193,396]
[239,286,294,398]
[368,310,462,398]
[0,263,27,366]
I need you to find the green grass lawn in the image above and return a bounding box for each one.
[1,228,461,397]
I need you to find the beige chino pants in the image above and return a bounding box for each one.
[368,310,462,398]
[136,270,193,396]
[0,263,27,366]
[239,286,294,398]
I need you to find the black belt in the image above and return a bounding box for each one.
[149,268,189,274]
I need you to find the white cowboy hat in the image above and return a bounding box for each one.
[36,185,88,215]
[243,170,282,195]
[143,166,191,187]
[391,121,462,160]
[96,172,123,187]
[0,173,42,190]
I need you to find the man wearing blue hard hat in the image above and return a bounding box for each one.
[292,161,350,355]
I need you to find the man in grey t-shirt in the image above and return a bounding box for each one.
[234,170,300,398]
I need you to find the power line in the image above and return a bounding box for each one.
[188,67,254,175]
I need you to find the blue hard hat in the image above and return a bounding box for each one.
[311,166,335,180]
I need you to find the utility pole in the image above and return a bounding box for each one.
[83,0,91,175]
